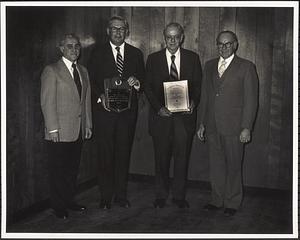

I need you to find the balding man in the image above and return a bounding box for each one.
[197,31,258,216]
[144,22,202,209]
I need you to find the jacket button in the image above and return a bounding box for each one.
[216,93,219,97]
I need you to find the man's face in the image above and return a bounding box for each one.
[60,37,81,62]
[107,19,128,46]
[217,33,237,59]
[164,26,183,54]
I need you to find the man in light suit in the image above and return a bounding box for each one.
[41,33,92,219]
[88,16,145,209]
[197,30,258,216]
[144,22,202,208]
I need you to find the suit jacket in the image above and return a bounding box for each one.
[41,59,92,141]
[198,55,258,136]
[88,42,145,114]
[144,48,202,136]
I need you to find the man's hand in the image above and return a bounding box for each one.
[100,93,111,112]
[85,128,92,139]
[49,131,59,142]
[158,107,172,117]
[184,100,195,115]
[127,76,140,90]
[240,128,251,143]
[197,124,205,141]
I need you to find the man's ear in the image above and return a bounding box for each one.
[106,27,110,36]
[59,46,64,54]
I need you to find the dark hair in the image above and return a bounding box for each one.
[59,33,80,47]
[107,15,129,30]
[216,30,238,43]
[163,22,184,36]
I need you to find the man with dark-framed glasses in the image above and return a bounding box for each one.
[197,30,259,217]
[88,16,145,210]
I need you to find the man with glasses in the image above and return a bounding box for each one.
[88,16,145,209]
[197,30,258,216]
[41,33,92,219]
[144,22,202,209]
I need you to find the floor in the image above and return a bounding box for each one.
[6,180,293,237]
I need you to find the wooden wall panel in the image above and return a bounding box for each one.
[6,6,294,221]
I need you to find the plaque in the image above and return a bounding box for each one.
[104,77,132,112]
[163,80,189,113]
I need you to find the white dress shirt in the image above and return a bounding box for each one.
[110,41,125,62]
[166,48,181,80]
[218,54,235,72]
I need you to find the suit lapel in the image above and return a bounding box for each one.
[160,49,170,81]
[57,59,81,101]
[180,48,187,80]
[105,42,118,75]
[77,64,87,103]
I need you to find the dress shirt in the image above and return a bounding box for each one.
[110,41,125,62]
[218,54,235,72]
[166,48,181,80]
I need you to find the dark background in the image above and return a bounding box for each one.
[5,6,293,222]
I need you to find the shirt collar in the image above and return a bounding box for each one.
[62,56,76,69]
[166,48,180,58]
[110,41,125,51]
[219,54,235,64]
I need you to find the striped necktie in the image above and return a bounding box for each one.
[115,46,124,78]
[71,63,82,98]
[170,55,179,81]
[218,59,227,78]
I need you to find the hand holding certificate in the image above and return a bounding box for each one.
[163,80,190,113]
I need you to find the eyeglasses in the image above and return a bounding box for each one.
[65,44,81,50]
[110,27,127,33]
[165,35,182,42]
[217,41,234,49]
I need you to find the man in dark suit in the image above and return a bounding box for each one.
[41,33,92,219]
[144,22,202,209]
[197,30,259,216]
[88,16,145,209]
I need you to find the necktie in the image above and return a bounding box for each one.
[72,63,82,98]
[170,55,179,81]
[218,60,227,78]
[116,46,124,78]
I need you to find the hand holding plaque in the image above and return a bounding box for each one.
[104,76,132,113]
[163,80,190,113]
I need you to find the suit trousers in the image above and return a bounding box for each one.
[94,109,137,202]
[207,133,244,209]
[46,135,83,211]
[152,116,194,200]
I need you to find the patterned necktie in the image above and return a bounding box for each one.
[71,63,82,98]
[115,46,124,78]
[218,59,227,78]
[170,55,179,81]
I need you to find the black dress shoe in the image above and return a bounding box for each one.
[203,203,222,211]
[224,208,237,216]
[68,203,86,211]
[172,198,190,208]
[153,198,166,208]
[114,198,131,208]
[99,200,111,210]
[53,209,68,219]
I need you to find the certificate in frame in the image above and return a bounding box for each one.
[163,80,189,113]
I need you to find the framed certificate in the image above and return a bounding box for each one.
[163,80,189,113]
[104,77,132,113]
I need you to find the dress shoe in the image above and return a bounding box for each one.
[114,197,131,208]
[224,208,237,216]
[203,203,222,211]
[153,198,166,208]
[67,203,86,211]
[99,200,111,210]
[172,198,190,208]
[53,209,68,219]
